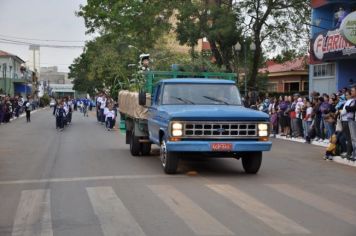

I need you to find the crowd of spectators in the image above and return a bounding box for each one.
[253,85,356,161]
[0,94,38,124]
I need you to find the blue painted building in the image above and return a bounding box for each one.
[310,0,356,95]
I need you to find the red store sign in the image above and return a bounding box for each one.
[312,29,356,61]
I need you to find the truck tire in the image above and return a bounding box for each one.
[242,152,262,174]
[141,143,151,156]
[130,130,141,156]
[160,137,179,174]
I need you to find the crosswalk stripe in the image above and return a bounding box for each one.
[86,187,146,236]
[207,184,310,234]
[268,184,356,226]
[11,189,53,236]
[327,184,356,197]
[149,185,233,235]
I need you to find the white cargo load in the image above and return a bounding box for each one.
[118,90,151,119]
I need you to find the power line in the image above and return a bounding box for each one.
[0,34,86,43]
[0,38,84,49]
[40,63,74,66]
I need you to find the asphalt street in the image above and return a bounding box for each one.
[0,109,355,236]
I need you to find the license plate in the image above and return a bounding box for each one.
[211,143,232,152]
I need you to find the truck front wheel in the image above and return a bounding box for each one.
[130,130,141,156]
[242,152,262,174]
[160,138,179,174]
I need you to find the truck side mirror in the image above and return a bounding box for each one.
[139,90,146,106]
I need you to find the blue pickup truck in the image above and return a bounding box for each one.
[121,72,272,174]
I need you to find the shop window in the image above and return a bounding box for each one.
[284,82,300,92]
[303,82,309,91]
[290,82,300,92]
[268,83,277,92]
[313,63,335,78]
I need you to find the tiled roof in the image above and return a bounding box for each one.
[0,50,25,63]
[0,50,15,57]
[260,57,308,74]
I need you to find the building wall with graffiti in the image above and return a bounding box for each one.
[310,0,356,95]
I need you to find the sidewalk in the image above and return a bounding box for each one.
[4,107,48,123]
[273,134,356,168]
[274,134,328,147]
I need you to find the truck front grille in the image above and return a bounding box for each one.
[183,122,257,138]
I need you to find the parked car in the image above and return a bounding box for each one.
[49,99,56,108]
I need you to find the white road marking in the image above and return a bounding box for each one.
[11,189,53,236]
[327,184,356,197]
[268,184,356,226]
[0,174,185,185]
[86,187,146,236]
[149,185,233,235]
[207,184,310,234]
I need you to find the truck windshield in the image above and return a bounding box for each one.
[162,83,242,105]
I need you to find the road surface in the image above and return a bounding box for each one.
[0,109,355,236]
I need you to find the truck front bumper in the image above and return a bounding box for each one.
[166,140,272,152]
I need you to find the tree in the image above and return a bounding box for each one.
[77,0,176,52]
[272,49,304,63]
[175,0,242,72]
[69,34,139,97]
[238,0,310,90]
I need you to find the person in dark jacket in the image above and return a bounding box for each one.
[278,96,290,137]
[313,96,323,141]
[55,100,66,131]
[23,95,32,123]
[4,96,12,123]
[345,86,356,160]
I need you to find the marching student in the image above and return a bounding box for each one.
[83,98,89,117]
[63,99,69,126]
[55,101,66,131]
[96,92,103,122]
[99,94,107,125]
[24,95,32,123]
[103,102,109,128]
[105,104,116,131]
[66,97,73,124]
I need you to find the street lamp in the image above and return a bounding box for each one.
[128,45,144,54]
[234,39,256,97]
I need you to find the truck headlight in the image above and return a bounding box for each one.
[172,122,183,137]
[258,123,268,137]
[172,122,183,130]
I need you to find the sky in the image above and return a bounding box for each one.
[0,0,93,72]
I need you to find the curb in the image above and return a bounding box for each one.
[8,107,48,122]
[331,156,356,167]
[273,134,329,147]
[273,135,355,168]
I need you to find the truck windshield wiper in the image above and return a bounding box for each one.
[170,96,195,104]
[203,96,230,105]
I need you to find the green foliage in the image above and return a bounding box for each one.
[70,0,311,95]
[40,93,50,106]
[77,0,175,51]
[175,1,242,72]
[238,0,311,89]
[272,49,305,64]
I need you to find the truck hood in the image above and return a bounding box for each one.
[158,105,269,121]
